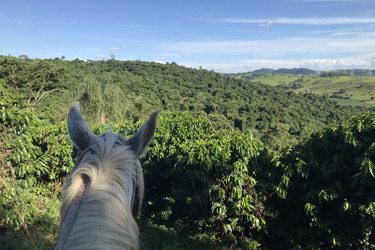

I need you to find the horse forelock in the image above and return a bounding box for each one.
[57,132,144,250]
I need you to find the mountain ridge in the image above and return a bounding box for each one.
[229,68,375,77]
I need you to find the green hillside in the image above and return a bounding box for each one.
[232,72,375,107]
[2,56,375,249]
[230,68,375,77]
[0,56,369,150]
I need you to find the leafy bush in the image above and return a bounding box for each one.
[1,94,270,249]
[3,73,375,249]
[140,112,271,249]
[1,83,72,234]
[269,113,375,249]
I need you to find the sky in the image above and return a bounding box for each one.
[1,0,375,73]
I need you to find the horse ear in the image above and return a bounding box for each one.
[128,111,159,157]
[67,101,96,150]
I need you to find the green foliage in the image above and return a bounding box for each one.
[0,55,368,150]
[2,56,375,249]
[320,71,351,77]
[269,113,375,249]
[140,112,270,248]
[0,84,72,235]
[234,71,375,108]
[1,97,270,248]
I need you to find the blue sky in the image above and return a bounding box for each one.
[1,0,375,73]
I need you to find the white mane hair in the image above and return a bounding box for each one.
[60,133,144,250]
[56,102,158,250]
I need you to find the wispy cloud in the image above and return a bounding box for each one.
[15,16,37,27]
[299,54,375,69]
[179,60,301,73]
[331,31,375,37]
[177,54,375,73]
[301,0,369,2]
[259,20,274,27]
[161,35,375,72]
[110,47,120,51]
[219,17,375,26]
[161,37,375,55]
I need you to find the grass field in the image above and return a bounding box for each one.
[234,73,375,107]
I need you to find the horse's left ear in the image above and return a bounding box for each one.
[128,111,159,157]
[68,101,96,151]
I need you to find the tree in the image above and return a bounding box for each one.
[0,56,21,88]
[19,55,29,60]
[25,60,63,105]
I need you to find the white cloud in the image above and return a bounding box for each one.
[96,55,105,59]
[259,20,274,27]
[300,54,375,69]
[301,0,369,2]
[331,31,375,37]
[177,54,375,73]
[219,17,375,25]
[110,47,120,51]
[162,37,375,54]
[370,54,375,67]
[177,60,301,73]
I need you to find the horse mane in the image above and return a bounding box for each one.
[59,132,144,250]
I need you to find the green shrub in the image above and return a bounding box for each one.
[269,113,375,249]
[3,76,375,249]
[141,112,270,249]
[1,83,71,234]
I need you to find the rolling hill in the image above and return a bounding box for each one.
[231,71,375,107]
[0,55,370,149]
[230,68,375,77]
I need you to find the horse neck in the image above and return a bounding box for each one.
[57,142,141,250]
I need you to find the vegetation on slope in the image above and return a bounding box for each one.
[268,112,375,249]
[0,83,269,249]
[231,68,375,77]
[2,71,375,249]
[232,72,375,107]
[1,56,375,249]
[0,56,368,150]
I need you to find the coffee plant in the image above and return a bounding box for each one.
[140,112,270,249]
[269,113,375,249]
[2,77,375,249]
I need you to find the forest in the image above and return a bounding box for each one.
[1,55,375,249]
[0,56,369,150]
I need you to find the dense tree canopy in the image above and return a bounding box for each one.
[0,56,368,150]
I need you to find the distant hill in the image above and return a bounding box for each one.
[328,69,375,77]
[230,68,375,77]
[0,55,370,149]
[255,68,317,76]
[231,71,375,108]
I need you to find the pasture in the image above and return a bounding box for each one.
[235,73,375,107]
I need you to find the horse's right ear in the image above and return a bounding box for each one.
[67,102,96,150]
[128,111,159,157]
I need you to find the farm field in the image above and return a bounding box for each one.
[233,73,375,107]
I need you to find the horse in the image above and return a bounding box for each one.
[56,102,158,250]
